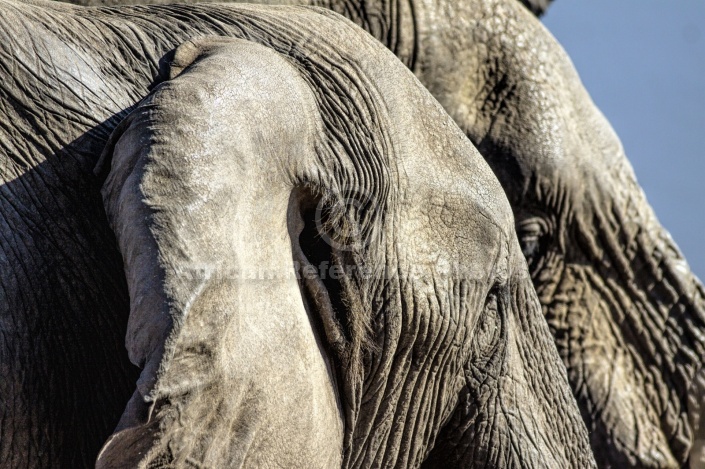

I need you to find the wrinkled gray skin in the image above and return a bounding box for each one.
[58,0,705,465]
[97,30,593,468]
[430,5,704,467]
[453,7,705,469]
[69,0,553,17]
[61,0,705,467]
[0,1,597,468]
[4,0,705,467]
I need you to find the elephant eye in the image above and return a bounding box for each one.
[470,288,504,369]
[517,217,549,271]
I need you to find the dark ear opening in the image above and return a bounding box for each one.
[289,187,352,358]
[288,185,379,433]
[288,186,380,368]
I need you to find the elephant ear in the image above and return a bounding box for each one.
[518,0,554,17]
[576,150,705,464]
[95,12,404,460]
[95,37,349,468]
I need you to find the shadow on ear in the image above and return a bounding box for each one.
[287,186,378,390]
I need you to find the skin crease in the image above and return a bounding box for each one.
[0,2,598,468]
[2,0,702,466]
[97,32,594,468]
[57,0,705,466]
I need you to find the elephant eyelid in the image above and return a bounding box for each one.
[517,216,551,241]
[516,217,552,271]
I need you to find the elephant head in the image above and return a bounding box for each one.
[29,1,698,464]
[1,0,580,466]
[415,0,705,466]
[94,14,594,466]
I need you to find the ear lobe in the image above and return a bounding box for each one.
[97,37,346,467]
[165,39,201,79]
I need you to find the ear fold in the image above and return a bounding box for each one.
[96,37,343,468]
[157,36,243,81]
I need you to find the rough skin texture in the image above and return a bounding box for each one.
[3,0,704,467]
[0,1,597,468]
[63,0,555,18]
[98,30,594,467]
[49,0,705,465]
[452,4,705,467]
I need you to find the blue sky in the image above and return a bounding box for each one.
[542,2,705,280]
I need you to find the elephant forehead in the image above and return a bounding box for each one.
[392,127,513,284]
[386,88,514,283]
[401,174,511,285]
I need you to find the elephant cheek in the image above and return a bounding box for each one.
[544,264,682,468]
[424,274,596,468]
